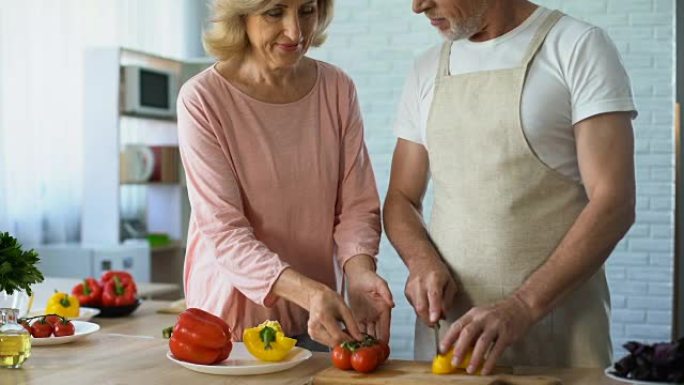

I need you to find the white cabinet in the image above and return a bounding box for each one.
[32,243,151,283]
[32,244,93,279]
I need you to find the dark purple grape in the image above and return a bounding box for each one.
[614,355,635,375]
[613,339,684,382]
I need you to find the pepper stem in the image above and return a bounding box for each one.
[59,294,71,308]
[114,276,125,296]
[259,326,277,350]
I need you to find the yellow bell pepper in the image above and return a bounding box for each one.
[46,291,80,317]
[432,350,456,374]
[243,320,297,362]
[432,349,479,375]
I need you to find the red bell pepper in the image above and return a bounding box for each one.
[71,278,103,306]
[102,276,137,307]
[169,308,233,365]
[100,270,135,287]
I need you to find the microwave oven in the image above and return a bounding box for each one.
[121,65,178,118]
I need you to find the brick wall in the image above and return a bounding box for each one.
[310,0,676,359]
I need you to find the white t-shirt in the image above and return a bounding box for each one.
[394,7,637,182]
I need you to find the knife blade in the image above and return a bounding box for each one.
[433,322,440,356]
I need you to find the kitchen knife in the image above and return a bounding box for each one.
[433,322,440,356]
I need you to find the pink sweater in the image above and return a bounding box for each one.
[177,61,381,340]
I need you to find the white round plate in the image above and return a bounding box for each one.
[604,367,683,385]
[30,321,100,346]
[27,307,101,321]
[167,342,312,376]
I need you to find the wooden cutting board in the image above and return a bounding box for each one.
[313,360,562,385]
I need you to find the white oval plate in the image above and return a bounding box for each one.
[30,321,100,346]
[27,307,101,321]
[604,367,683,385]
[167,342,312,376]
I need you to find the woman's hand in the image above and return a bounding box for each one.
[347,269,394,343]
[307,287,364,348]
[273,268,363,348]
[344,255,395,343]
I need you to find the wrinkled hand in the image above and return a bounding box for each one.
[440,294,535,375]
[347,270,395,343]
[405,259,458,326]
[307,287,363,348]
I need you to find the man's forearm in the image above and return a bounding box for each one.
[383,192,443,269]
[515,195,635,322]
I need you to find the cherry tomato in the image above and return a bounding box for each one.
[331,345,352,370]
[30,319,53,338]
[369,344,386,364]
[53,320,76,337]
[351,347,379,373]
[377,341,390,362]
[169,335,221,365]
[19,320,31,334]
[44,315,62,327]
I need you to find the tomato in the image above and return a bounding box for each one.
[369,344,386,364]
[332,345,352,370]
[19,320,31,334]
[30,319,53,338]
[377,341,390,363]
[44,315,62,327]
[53,320,76,337]
[169,335,221,365]
[351,347,379,373]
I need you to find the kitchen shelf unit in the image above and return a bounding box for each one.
[82,47,212,290]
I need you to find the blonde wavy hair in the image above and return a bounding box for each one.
[203,0,334,61]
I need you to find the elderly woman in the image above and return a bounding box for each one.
[177,0,393,350]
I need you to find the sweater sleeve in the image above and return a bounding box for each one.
[177,85,289,307]
[332,77,382,270]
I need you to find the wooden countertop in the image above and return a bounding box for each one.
[3,301,624,385]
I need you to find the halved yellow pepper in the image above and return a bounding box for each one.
[432,350,456,374]
[432,349,479,375]
[46,291,80,317]
[243,320,297,362]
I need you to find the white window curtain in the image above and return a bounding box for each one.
[0,0,203,244]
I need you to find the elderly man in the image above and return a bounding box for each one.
[384,0,636,374]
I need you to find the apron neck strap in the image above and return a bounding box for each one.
[434,9,564,81]
[521,10,564,68]
[436,41,452,80]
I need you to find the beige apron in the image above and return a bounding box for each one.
[414,11,612,368]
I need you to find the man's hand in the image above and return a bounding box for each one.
[347,269,394,343]
[439,294,534,375]
[405,258,458,326]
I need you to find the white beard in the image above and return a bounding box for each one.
[440,1,489,41]
[441,15,483,41]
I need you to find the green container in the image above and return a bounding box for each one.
[147,233,171,248]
